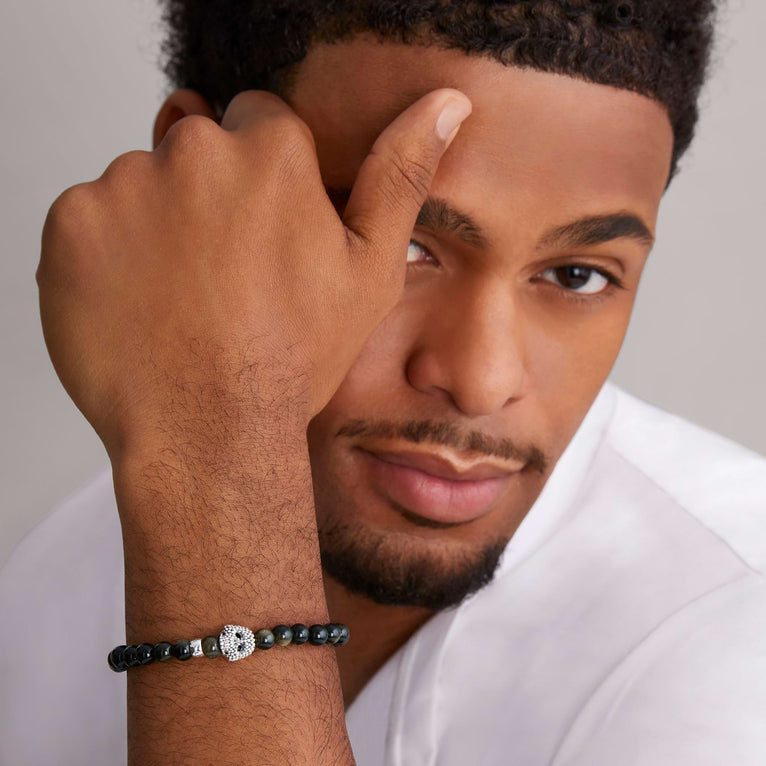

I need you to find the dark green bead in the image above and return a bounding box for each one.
[202,636,222,658]
[254,629,275,650]
[153,642,173,662]
[335,625,350,647]
[108,645,127,672]
[308,624,329,645]
[291,624,309,645]
[171,640,193,661]
[325,624,342,645]
[272,625,293,646]
[136,643,155,665]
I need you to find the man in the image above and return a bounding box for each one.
[2,0,765,763]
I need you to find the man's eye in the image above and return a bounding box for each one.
[539,265,611,295]
[406,240,436,266]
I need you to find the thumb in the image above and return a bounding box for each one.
[342,88,472,252]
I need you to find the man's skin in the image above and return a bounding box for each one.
[37,36,672,763]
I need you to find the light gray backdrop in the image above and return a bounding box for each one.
[1,0,764,567]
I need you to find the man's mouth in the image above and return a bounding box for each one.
[354,446,521,525]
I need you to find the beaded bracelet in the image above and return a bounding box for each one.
[108,622,349,672]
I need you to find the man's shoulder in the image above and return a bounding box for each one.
[603,383,766,573]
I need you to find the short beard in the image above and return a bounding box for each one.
[318,519,509,611]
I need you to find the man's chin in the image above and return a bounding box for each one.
[318,519,510,611]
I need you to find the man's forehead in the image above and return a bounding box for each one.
[290,36,673,235]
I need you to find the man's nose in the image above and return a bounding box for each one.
[404,281,527,416]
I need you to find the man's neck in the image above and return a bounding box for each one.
[324,575,435,708]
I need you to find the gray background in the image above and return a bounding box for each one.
[1,0,764,567]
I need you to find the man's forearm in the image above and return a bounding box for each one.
[113,422,354,765]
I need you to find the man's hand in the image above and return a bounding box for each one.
[36,88,471,461]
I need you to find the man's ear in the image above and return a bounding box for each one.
[153,89,217,149]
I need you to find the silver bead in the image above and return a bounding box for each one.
[190,638,203,657]
[218,624,255,662]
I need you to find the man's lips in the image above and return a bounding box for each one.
[355,447,521,525]
[364,448,521,481]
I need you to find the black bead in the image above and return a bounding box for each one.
[153,642,173,662]
[136,643,155,665]
[325,624,342,645]
[123,645,141,667]
[334,625,350,647]
[171,640,193,661]
[308,624,329,645]
[272,625,293,646]
[291,624,309,645]
[108,645,128,672]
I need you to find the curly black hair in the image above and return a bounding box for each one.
[159,0,718,180]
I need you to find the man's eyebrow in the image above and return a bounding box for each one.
[326,187,653,251]
[415,198,488,248]
[326,187,489,249]
[537,212,655,250]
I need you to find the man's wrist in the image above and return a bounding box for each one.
[107,406,355,765]
[111,419,326,641]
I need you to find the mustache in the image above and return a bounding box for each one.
[336,418,548,475]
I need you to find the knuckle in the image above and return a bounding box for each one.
[275,139,312,184]
[43,182,96,241]
[264,110,315,154]
[250,113,316,185]
[226,89,281,115]
[227,90,315,152]
[100,149,152,186]
[39,182,99,283]
[389,148,433,202]
[161,114,221,156]
[159,115,227,187]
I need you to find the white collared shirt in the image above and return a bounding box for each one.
[2,383,765,765]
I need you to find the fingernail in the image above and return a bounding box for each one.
[435,97,472,145]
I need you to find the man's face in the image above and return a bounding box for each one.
[289,37,673,608]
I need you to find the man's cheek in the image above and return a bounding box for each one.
[333,309,411,394]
